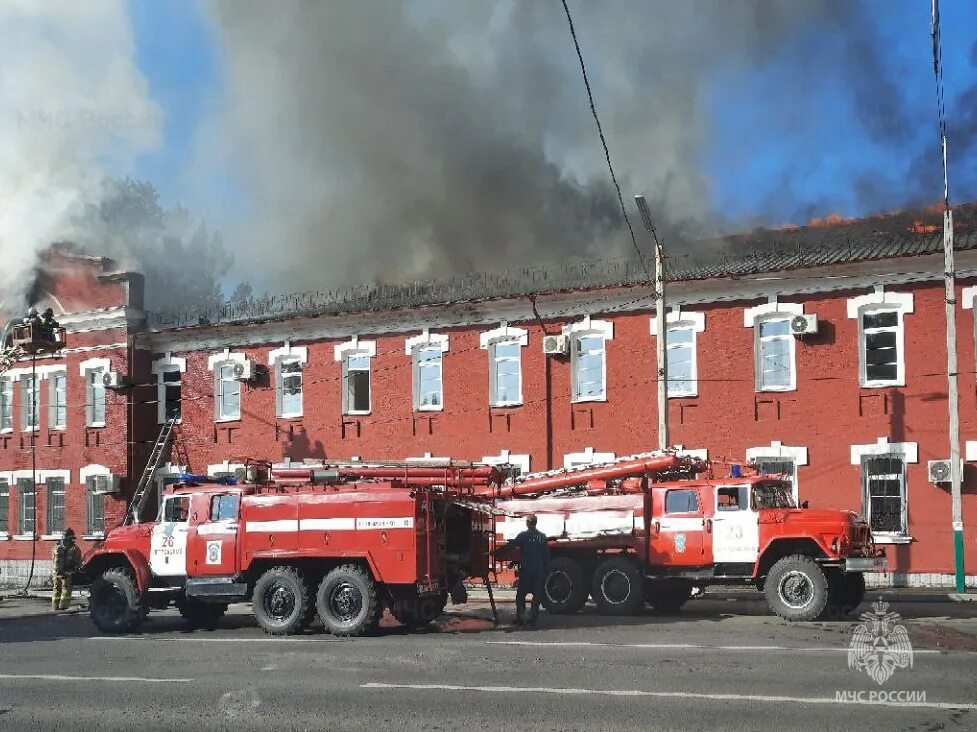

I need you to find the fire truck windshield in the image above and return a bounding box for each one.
[751,482,795,510]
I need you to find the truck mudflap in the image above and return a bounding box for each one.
[842,556,888,573]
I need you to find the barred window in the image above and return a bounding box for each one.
[85,477,106,535]
[17,478,35,536]
[0,479,9,534]
[862,455,907,534]
[46,477,65,534]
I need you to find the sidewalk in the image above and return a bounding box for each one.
[0,591,88,621]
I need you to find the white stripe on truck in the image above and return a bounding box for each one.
[244,517,414,532]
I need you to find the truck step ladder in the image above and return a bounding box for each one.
[126,418,178,524]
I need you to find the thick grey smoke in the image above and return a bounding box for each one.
[0,2,160,314]
[205,1,907,292]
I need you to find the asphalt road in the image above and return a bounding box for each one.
[1,596,975,732]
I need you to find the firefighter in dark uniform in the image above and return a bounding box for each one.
[39,307,60,342]
[503,514,550,626]
[51,528,82,611]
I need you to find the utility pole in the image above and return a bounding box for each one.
[635,195,668,451]
[932,0,966,594]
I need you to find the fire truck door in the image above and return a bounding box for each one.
[711,485,759,565]
[150,495,191,577]
[188,493,240,576]
[648,487,709,568]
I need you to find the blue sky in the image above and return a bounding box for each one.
[128,1,977,232]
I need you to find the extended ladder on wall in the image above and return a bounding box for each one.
[126,418,178,525]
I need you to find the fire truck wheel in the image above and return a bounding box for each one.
[89,567,146,634]
[252,566,313,635]
[591,556,645,616]
[764,555,830,621]
[646,579,693,614]
[392,592,448,628]
[177,599,228,629]
[317,564,382,637]
[541,557,589,615]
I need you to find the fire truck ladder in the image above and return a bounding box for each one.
[126,418,178,524]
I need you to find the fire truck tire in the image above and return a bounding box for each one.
[90,567,147,634]
[392,592,448,628]
[252,566,314,635]
[541,557,589,615]
[646,579,693,614]
[591,557,645,616]
[317,564,382,637]
[764,555,830,621]
[177,599,228,629]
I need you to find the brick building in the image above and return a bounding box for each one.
[3,209,977,587]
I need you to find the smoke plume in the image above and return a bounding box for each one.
[204,0,915,293]
[0,1,161,315]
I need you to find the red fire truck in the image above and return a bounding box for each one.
[77,451,884,635]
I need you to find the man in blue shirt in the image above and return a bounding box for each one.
[501,514,550,626]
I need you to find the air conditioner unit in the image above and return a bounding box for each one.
[790,314,818,336]
[928,458,962,484]
[232,359,255,382]
[543,334,569,356]
[102,371,128,390]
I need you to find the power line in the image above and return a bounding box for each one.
[559,0,648,277]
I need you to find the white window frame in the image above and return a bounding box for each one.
[405,330,448,412]
[650,310,704,398]
[207,350,246,422]
[745,302,802,392]
[15,475,36,538]
[850,438,917,543]
[80,357,110,428]
[270,343,309,419]
[746,441,808,503]
[847,291,913,388]
[152,354,186,425]
[80,464,114,539]
[481,449,531,476]
[480,324,528,407]
[1,377,13,433]
[47,367,68,430]
[0,475,9,538]
[41,472,69,539]
[563,446,616,469]
[20,373,40,431]
[336,338,376,416]
[565,317,613,403]
[153,462,187,526]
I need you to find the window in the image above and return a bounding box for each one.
[0,479,8,534]
[273,358,303,417]
[753,457,797,500]
[210,494,239,522]
[343,353,371,414]
[1,378,12,430]
[21,375,39,430]
[415,346,443,410]
[216,362,241,420]
[861,309,901,386]
[84,477,105,535]
[862,455,907,535]
[162,495,190,523]
[162,370,182,421]
[572,333,606,401]
[716,486,746,511]
[85,368,106,426]
[46,477,65,535]
[756,317,794,391]
[666,324,697,397]
[664,489,699,513]
[49,372,67,429]
[488,340,522,406]
[17,478,35,535]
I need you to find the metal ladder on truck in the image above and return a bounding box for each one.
[125,418,178,525]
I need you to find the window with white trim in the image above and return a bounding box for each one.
[85,367,107,426]
[572,332,606,402]
[412,345,443,410]
[0,478,9,534]
[276,357,304,418]
[46,477,65,535]
[21,375,39,430]
[215,362,241,420]
[1,378,12,431]
[666,323,697,397]
[49,371,67,429]
[753,457,797,498]
[84,476,106,535]
[755,316,794,391]
[860,454,907,535]
[162,370,182,421]
[343,352,371,414]
[860,308,901,386]
[17,477,35,536]
[490,340,522,406]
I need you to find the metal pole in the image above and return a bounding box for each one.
[635,195,669,450]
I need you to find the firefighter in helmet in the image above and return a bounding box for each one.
[51,528,82,611]
[499,514,550,627]
[39,307,60,342]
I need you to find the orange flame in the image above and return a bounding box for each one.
[908,220,940,234]
[807,212,856,228]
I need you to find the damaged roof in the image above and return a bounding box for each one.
[147,203,977,331]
